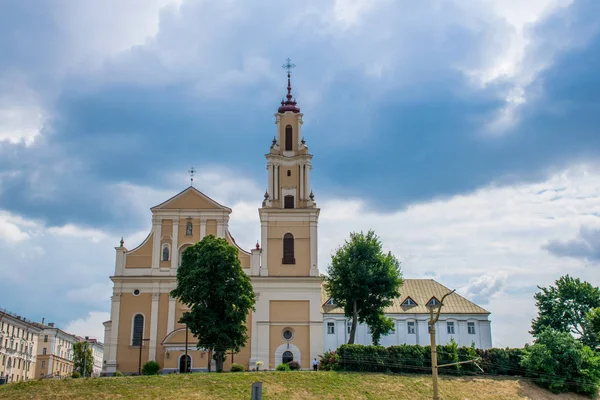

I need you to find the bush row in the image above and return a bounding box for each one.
[320,341,523,376]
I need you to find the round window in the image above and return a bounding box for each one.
[282,329,293,340]
[133,289,140,296]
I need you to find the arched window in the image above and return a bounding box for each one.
[282,351,293,363]
[287,169,291,177]
[284,195,294,209]
[285,125,293,151]
[162,246,170,261]
[186,220,193,236]
[282,233,295,264]
[132,314,144,346]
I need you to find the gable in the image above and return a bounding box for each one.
[152,187,231,211]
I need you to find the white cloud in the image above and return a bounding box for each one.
[67,283,113,305]
[458,272,508,305]
[0,211,36,243]
[48,224,109,243]
[64,311,110,342]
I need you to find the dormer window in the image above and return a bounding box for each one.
[402,297,417,306]
[427,297,440,307]
[325,298,335,306]
[285,125,293,151]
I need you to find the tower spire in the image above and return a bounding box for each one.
[278,58,300,113]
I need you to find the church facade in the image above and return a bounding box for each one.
[102,69,491,374]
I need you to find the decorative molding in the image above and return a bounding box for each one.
[111,294,121,302]
[152,293,160,301]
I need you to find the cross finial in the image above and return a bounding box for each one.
[188,166,196,187]
[282,58,296,75]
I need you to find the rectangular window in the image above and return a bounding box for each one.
[447,322,455,334]
[407,321,415,334]
[468,322,476,335]
[347,321,352,334]
[44,335,48,343]
[327,322,335,334]
[42,348,47,355]
[284,195,294,209]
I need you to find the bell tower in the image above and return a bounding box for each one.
[259,59,319,277]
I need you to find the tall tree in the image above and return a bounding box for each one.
[170,235,255,372]
[531,275,600,340]
[582,307,600,350]
[73,341,93,377]
[324,230,403,344]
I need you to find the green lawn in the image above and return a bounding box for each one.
[0,371,589,400]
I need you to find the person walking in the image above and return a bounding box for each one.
[312,358,318,371]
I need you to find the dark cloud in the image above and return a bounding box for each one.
[544,226,600,261]
[0,0,600,230]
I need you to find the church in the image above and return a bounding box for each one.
[102,63,492,374]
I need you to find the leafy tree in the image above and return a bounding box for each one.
[582,307,600,350]
[72,341,93,377]
[531,275,600,340]
[325,231,403,344]
[170,235,255,372]
[521,328,600,396]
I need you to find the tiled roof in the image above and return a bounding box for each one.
[321,279,490,315]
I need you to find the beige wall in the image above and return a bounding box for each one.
[178,218,200,244]
[116,293,152,373]
[125,233,153,268]
[206,220,217,236]
[267,222,311,276]
[162,191,220,209]
[269,301,310,369]
[278,113,300,152]
[155,294,170,368]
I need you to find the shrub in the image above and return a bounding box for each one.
[457,344,478,374]
[276,363,291,371]
[113,371,124,377]
[319,351,341,371]
[387,345,425,374]
[142,361,161,376]
[521,328,600,396]
[230,363,244,372]
[71,371,81,379]
[287,361,301,370]
[337,344,388,372]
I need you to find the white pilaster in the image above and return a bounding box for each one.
[148,292,160,361]
[167,296,176,334]
[274,165,279,200]
[305,165,311,199]
[171,219,179,269]
[114,247,126,275]
[151,218,161,269]
[200,218,207,240]
[260,222,269,276]
[217,219,226,238]
[251,248,261,276]
[299,164,304,200]
[267,164,274,199]
[310,221,319,276]
[105,293,121,372]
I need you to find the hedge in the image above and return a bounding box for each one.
[333,342,523,376]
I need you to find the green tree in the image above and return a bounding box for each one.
[170,235,255,372]
[72,341,93,377]
[582,307,600,350]
[521,328,600,396]
[324,230,403,344]
[531,275,600,340]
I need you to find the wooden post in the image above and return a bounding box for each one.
[428,289,455,400]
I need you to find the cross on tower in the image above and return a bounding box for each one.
[282,58,296,75]
[188,167,196,187]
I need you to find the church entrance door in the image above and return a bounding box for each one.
[179,355,191,373]
[282,351,293,363]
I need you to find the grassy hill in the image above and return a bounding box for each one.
[0,371,590,400]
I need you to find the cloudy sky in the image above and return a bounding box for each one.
[1,0,599,348]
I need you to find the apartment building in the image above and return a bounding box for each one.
[0,308,42,383]
[34,323,78,379]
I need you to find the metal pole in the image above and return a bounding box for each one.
[184,323,189,373]
[138,336,143,375]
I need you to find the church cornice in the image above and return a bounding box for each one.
[265,154,313,164]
